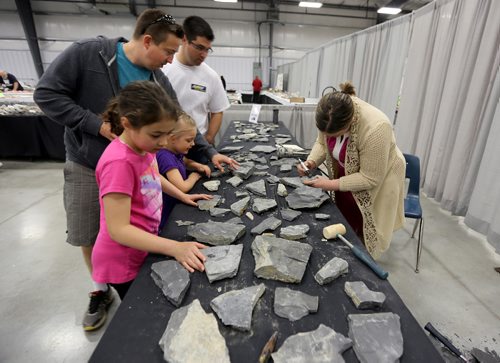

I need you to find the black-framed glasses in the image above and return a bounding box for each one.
[189,41,213,54]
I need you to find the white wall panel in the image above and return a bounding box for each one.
[0,3,367,87]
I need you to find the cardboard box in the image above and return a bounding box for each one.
[289,97,305,103]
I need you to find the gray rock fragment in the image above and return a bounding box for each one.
[270,158,296,167]
[280,224,310,240]
[267,175,280,184]
[252,235,312,283]
[210,284,266,331]
[209,208,231,217]
[211,169,231,178]
[151,260,190,307]
[277,183,287,197]
[314,257,349,285]
[254,171,268,176]
[286,186,330,209]
[202,245,243,283]
[250,145,276,153]
[232,162,255,180]
[275,137,292,145]
[230,196,251,216]
[219,145,243,153]
[315,213,330,220]
[235,190,249,198]
[226,175,243,187]
[251,216,282,234]
[187,221,246,245]
[252,198,277,214]
[272,324,352,363]
[344,281,386,309]
[274,287,318,321]
[226,216,244,224]
[280,176,304,188]
[254,137,270,143]
[246,179,267,197]
[203,180,220,192]
[255,157,267,164]
[238,133,258,140]
[159,299,230,363]
[175,220,195,226]
[348,313,403,363]
[254,164,269,171]
[280,164,292,172]
[280,208,302,221]
[198,195,222,211]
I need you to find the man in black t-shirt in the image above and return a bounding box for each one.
[0,70,24,91]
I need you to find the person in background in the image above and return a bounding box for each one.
[252,75,262,103]
[165,16,231,150]
[92,81,209,312]
[220,75,226,90]
[297,81,405,260]
[34,8,207,332]
[0,70,24,91]
[157,113,211,231]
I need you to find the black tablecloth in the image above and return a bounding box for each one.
[90,121,442,362]
[0,115,65,160]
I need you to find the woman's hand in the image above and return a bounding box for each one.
[303,176,338,191]
[296,159,317,176]
[171,241,207,272]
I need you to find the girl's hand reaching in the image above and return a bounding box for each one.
[172,241,207,272]
[180,193,212,207]
[197,164,211,177]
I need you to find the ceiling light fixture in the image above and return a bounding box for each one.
[298,1,323,8]
[377,7,402,14]
[214,0,238,3]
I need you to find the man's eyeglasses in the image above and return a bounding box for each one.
[189,41,213,54]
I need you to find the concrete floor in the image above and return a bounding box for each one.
[0,160,499,363]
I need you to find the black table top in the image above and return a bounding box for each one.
[90,121,442,362]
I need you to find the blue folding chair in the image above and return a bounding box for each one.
[403,153,424,273]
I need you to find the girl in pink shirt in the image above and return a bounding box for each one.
[90,81,210,307]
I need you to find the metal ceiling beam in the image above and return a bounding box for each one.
[15,0,44,77]
[128,0,137,17]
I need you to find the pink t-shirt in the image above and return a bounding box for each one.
[92,138,162,284]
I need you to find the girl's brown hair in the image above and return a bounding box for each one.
[102,80,180,135]
[315,81,356,134]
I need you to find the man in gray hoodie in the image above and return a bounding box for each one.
[34,8,236,332]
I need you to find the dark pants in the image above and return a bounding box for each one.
[110,280,133,300]
[253,91,261,103]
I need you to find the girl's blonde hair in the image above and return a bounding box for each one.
[169,112,197,136]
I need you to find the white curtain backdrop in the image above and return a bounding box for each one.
[279,0,500,251]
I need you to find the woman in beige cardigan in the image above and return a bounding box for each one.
[299,82,405,259]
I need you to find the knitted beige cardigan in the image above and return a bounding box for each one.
[308,97,406,259]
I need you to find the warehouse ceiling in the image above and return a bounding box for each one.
[4,0,433,18]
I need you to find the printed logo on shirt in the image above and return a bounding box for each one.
[191,84,207,92]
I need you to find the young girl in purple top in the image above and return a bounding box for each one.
[90,81,211,318]
[157,113,211,231]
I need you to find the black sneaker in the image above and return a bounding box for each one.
[82,289,114,332]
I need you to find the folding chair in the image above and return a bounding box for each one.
[403,153,424,273]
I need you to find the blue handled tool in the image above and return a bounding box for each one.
[323,223,389,280]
